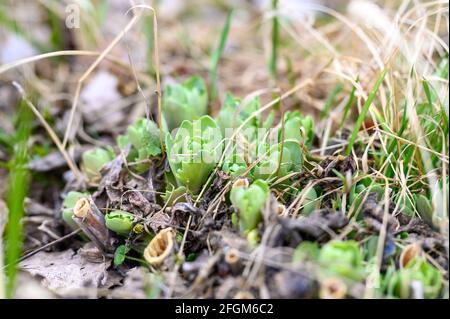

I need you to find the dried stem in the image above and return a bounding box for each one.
[73,197,114,253]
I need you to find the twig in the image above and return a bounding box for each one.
[1,229,81,271]
[12,82,84,181]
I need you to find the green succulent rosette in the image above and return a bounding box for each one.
[162,76,208,130]
[165,115,223,194]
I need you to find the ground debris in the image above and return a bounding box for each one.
[19,247,120,298]
[94,148,129,203]
[110,267,150,299]
[28,146,89,172]
[268,270,318,298]
[275,208,348,246]
[317,155,357,178]
[362,193,398,233]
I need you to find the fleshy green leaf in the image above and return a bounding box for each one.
[165,115,222,193]
[319,240,364,280]
[114,245,131,266]
[293,241,320,263]
[163,76,208,130]
[105,210,134,236]
[386,258,442,298]
[81,148,114,181]
[230,179,269,232]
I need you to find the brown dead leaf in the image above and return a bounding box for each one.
[19,247,118,298]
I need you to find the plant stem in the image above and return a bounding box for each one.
[346,67,388,156]
[210,9,233,101]
[269,0,279,79]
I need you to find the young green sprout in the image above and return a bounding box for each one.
[318,240,364,281]
[293,241,320,263]
[165,115,223,194]
[216,92,261,135]
[252,140,302,180]
[117,118,161,173]
[250,111,311,181]
[81,147,114,182]
[222,154,247,177]
[105,210,134,236]
[414,194,434,226]
[162,76,208,130]
[298,187,320,216]
[281,111,314,148]
[386,257,442,299]
[161,185,189,206]
[230,178,269,233]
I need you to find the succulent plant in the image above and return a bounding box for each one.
[222,154,247,177]
[117,118,161,172]
[280,111,314,148]
[319,240,364,281]
[216,92,276,151]
[249,111,311,181]
[386,257,442,298]
[298,187,320,216]
[162,76,208,130]
[252,140,302,180]
[105,210,134,236]
[161,185,189,206]
[293,241,320,263]
[230,179,270,233]
[81,147,114,182]
[216,92,260,135]
[414,194,434,226]
[165,115,223,193]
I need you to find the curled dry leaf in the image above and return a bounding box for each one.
[400,242,422,269]
[94,147,129,203]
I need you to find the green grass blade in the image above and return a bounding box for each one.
[96,0,110,26]
[4,100,32,298]
[385,102,409,178]
[210,9,233,100]
[340,79,358,128]
[142,10,155,76]
[345,67,388,156]
[47,8,64,51]
[321,82,343,119]
[269,0,279,79]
